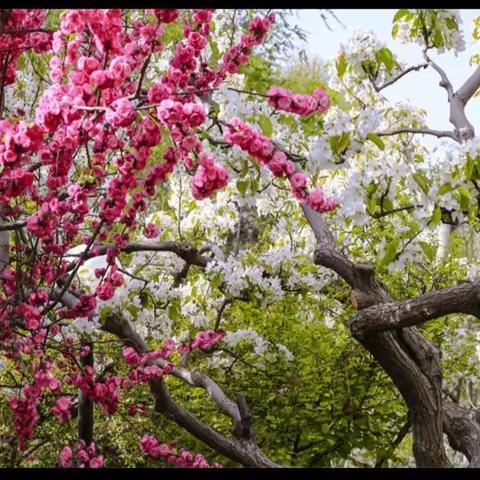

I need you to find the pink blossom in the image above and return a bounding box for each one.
[52,396,73,423]
[105,98,136,127]
[144,223,160,238]
[123,347,143,366]
[305,187,339,213]
[59,446,73,467]
[267,86,330,116]
[151,9,179,24]
[191,153,229,200]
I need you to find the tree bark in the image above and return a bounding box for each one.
[303,204,452,467]
[78,342,94,445]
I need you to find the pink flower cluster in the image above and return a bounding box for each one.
[59,441,104,468]
[224,118,338,212]
[10,361,61,448]
[122,340,175,367]
[305,187,339,213]
[0,10,51,86]
[178,330,226,354]
[26,198,62,239]
[140,435,222,468]
[60,294,97,319]
[0,8,338,466]
[267,87,330,116]
[149,9,180,24]
[156,100,206,130]
[105,98,136,127]
[215,14,275,81]
[191,153,229,200]
[68,366,124,416]
[52,396,73,423]
[143,223,161,239]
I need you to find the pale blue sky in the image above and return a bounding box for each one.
[291,9,480,136]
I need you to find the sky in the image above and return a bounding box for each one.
[289,9,480,138]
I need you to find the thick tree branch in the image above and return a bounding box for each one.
[83,241,211,269]
[301,203,451,467]
[443,398,480,467]
[424,50,454,101]
[349,280,480,335]
[301,204,357,288]
[0,221,27,232]
[424,49,479,142]
[456,65,480,104]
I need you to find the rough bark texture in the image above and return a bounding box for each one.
[349,280,480,335]
[303,204,451,467]
[443,398,480,467]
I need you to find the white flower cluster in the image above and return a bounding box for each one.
[323,106,355,137]
[380,101,427,130]
[206,255,284,302]
[168,174,239,242]
[394,10,465,55]
[356,108,382,137]
[310,135,336,171]
[223,328,268,355]
[460,137,480,161]
[340,29,387,68]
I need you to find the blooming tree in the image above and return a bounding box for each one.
[0,8,480,468]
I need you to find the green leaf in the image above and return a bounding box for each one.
[458,187,471,210]
[366,133,385,151]
[367,181,378,195]
[250,177,260,194]
[419,241,435,261]
[438,183,453,195]
[240,159,250,178]
[236,180,249,196]
[379,239,399,266]
[329,135,341,155]
[433,29,444,48]
[392,23,399,38]
[377,47,395,72]
[338,132,350,153]
[413,172,430,194]
[336,53,347,78]
[258,115,273,137]
[393,9,410,22]
[431,206,442,226]
[382,197,394,212]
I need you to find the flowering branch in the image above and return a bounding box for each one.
[371,63,429,92]
[377,127,458,140]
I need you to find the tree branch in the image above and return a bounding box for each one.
[0,221,27,232]
[348,280,480,335]
[377,128,458,140]
[301,203,450,467]
[424,49,479,142]
[372,63,429,92]
[83,240,211,270]
[99,313,280,467]
[424,50,454,101]
[443,398,480,467]
[78,340,94,445]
